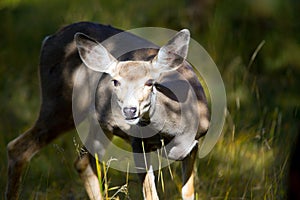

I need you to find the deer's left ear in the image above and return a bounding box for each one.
[152,29,190,75]
[75,32,117,75]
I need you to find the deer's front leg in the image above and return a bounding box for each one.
[141,165,159,200]
[131,138,159,200]
[181,146,198,200]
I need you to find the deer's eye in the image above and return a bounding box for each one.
[145,79,154,87]
[112,79,120,87]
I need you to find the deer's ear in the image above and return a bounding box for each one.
[75,33,117,75]
[152,29,190,74]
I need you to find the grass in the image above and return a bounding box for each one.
[1,0,299,199]
[94,154,129,200]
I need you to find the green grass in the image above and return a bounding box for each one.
[1,0,299,199]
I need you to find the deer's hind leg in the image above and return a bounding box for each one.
[75,153,102,200]
[6,102,74,200]
[74,117,114,200]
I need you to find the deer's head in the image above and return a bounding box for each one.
[75,29,190,125]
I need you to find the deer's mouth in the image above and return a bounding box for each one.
[125,116,139,121]
[125,116,140,125]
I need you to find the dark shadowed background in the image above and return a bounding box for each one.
[0,0,299,199]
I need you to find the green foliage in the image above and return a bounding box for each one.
[1,0,299,199]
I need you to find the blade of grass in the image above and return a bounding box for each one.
[142,139,148,171]
[102,160,108,200]
[95,153,103,196]
[157,149,161,183]
[161,139,173,180]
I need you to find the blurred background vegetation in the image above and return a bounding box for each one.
[0,0,299,199]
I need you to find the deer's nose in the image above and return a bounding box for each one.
[123,107,137,119]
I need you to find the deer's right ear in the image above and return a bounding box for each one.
[74,33,117,75]
[151,29,190,77]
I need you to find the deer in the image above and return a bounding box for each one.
[6,22,210,200]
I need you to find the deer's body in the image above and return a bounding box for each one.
[6,22,209,200]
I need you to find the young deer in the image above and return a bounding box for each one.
[6,22,209,200]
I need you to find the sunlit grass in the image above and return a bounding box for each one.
[196,128,281,199]
[94,154,129,200]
